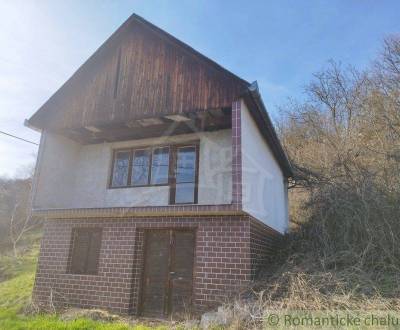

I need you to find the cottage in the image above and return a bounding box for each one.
[27,14,292,317]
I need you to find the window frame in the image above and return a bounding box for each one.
[131,148,152,186]
[110,148,132,188]
[150,146,171,186]
[68,227,102,275]
[109,146,169,189]
[169,144,199,205]
[108,141,199,205]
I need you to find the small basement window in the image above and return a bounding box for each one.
[69,228,102,275]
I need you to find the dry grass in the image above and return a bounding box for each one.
[219,179,400,329]
[216,35,400,329]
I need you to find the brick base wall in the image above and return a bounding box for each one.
[33,215,280,315]
[249,219,282,280]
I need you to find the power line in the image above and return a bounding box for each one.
[0,130,39,146]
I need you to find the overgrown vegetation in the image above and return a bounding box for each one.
[0,175,41,258]
[243,36,400,317]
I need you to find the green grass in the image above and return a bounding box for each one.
[0,239,167,330]
[0,310,165,330]
[0,244,38,312]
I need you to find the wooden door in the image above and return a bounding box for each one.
[140,229,195,318]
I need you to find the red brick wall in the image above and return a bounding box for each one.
[249,219,282,280]
[33,215,279,315]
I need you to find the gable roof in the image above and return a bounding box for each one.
[28,14,249,131]
[27,13,292,177]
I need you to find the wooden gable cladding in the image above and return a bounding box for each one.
[28,14,249,132]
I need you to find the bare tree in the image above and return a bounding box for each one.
[8,179,35,259]
[277,35,400,279]
[0,167,37,258]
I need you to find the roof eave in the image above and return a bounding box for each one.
[241,83,293,178]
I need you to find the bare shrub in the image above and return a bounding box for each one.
[231,36,400,323]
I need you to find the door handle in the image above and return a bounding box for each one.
[169,272,176,275]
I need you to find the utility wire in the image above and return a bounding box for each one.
[0,130,39,146]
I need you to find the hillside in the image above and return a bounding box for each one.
[0,234,166,330]
[199,36,400,328]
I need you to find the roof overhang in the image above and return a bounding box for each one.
[26,14,249,134]
[30,107,232,144]
[242,82,293,178]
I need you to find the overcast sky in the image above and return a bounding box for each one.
[1,0,399,178]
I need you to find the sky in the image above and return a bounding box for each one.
[0,0,399,178]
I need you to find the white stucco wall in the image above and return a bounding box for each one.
[33,129,232,209]
[241,100,289,233]
[33,132,80,209]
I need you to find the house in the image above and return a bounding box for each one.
[27,14,292,317]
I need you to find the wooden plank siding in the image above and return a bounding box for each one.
[28,14,249,132]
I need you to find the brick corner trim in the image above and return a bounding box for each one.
[231,99,242,209]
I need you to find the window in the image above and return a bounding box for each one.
[109,144,198,205]
[69,228,102,275]
[150,147,170,185]
[110,146,171,188]
[111,150,130,187]
[174,146,197,204]
[132,149,150,186]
